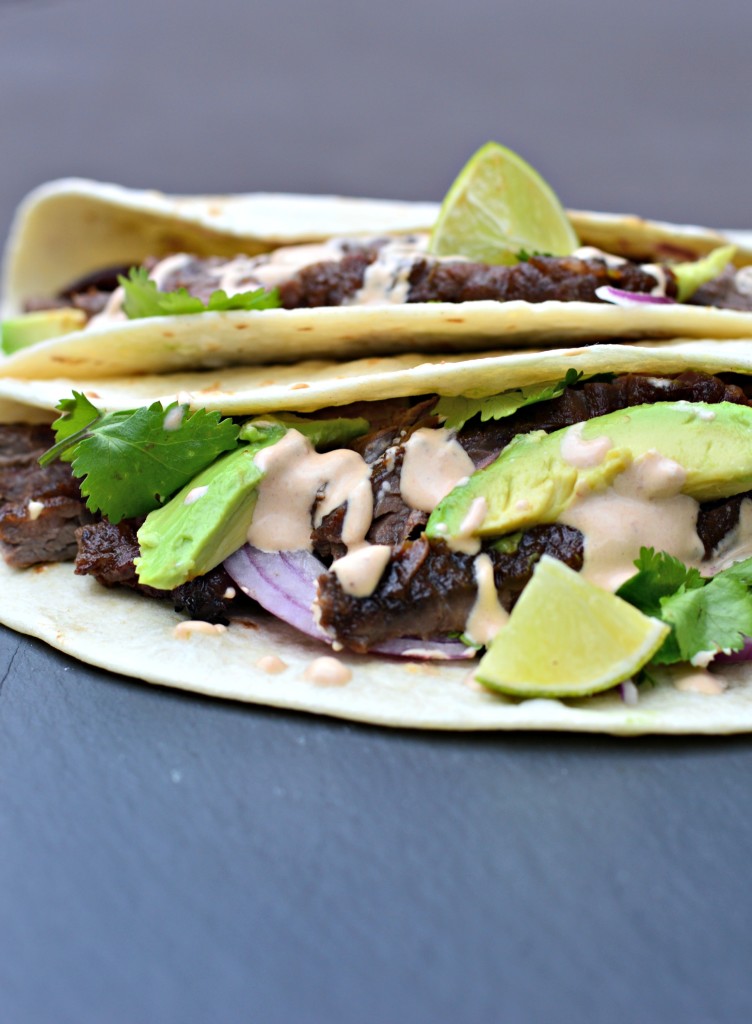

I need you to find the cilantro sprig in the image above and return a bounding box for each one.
[436,369,583,432]
[617,548,752,666]
[119,267,281,319]
[41,392,240,522]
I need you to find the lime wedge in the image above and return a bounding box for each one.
[475,556,669,698]
[429,141,579,265]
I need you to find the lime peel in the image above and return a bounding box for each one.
[474,556,670,699]
[429,141,579,265]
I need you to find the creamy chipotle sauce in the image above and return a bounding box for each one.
[464,553,509,645]
[248,430,372,552]
[331,544,391,598]
[303,656,352,686]
[400,427,475,513]
[560,452,704,590]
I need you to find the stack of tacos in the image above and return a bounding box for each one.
[3,154,752,733]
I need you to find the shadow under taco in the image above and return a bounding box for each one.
[3,144,752,378]
[3,340,752,733]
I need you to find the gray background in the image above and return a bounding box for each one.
[2,1,752,1022]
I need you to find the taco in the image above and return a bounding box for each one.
[3,340,752,733]
[4,144,752,379]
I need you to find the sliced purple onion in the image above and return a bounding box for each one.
[713,637,752,665]
[373,636,475,660]
[224,543,475,660]
[619,680,639,706]
[595,285,677,307]
[225,545,327,641]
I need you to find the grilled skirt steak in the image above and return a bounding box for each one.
[29,250,681,317]
[316,527,585,653]
[0,424,94,567]
[74,519,240,625]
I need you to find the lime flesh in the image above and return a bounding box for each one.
[475,556,669,698]
[429,141,579,265]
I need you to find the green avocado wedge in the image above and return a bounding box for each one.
[1,308,87,354]
[134,413,371,591]
[135,429,285,590]
[427,401,752,541]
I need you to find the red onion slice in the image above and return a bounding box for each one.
[372,636,476,660]
[595,285,677,307]
[224,544,475,660]
[712,638,752,665]
[225,545,327,641]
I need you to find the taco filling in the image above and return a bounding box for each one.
[5,138,752,370]
[6,366,752,695]
[19,238,751,332]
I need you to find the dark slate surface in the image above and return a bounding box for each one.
[2,2,752,1021]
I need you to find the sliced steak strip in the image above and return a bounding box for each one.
[24,264,133,320]
[0,424,94,567]
[0,495,93,568]
[696,490,752,559]
[690,267,752,312]
[406,254,670,304]
[277,248,378,307]
[316,527,584,653]
[0,423,58,468]
[74,519,241,625]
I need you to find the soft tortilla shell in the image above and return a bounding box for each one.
[6,303,752,381]
[4,560,752,734]
[2,339,752,416]
[5,179,752,313]
[3,181,752,379]
[3,341,752,731]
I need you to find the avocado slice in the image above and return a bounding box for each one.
[135,428,285,590]
[135,411,372,590]
[672,244,736,303]
[426,401,752,541]
[1,309,87,354]
[240,413,369,449]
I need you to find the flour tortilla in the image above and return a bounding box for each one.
[3,179,752,380]
[1,339,752,417]
[5,558,752,734]
[3,340,752,733]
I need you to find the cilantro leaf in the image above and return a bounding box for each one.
[618,547,752,666]
[44,397,241,522]
[40,392,132,466]
[515,249,554,262]
[54,392,100,441]
[660,574,752,663]
[435,369,583,432]
[616,547,704,618]
[716,556,752,588]
[119,267,281,320]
